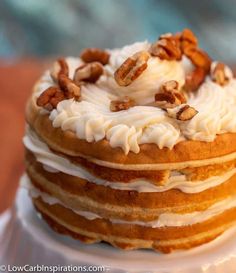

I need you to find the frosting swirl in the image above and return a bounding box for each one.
[34,42,236,154]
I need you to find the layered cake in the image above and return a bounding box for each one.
[23,29,236,253]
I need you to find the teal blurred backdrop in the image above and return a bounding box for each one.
[1,0,236,62]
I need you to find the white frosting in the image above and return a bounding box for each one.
[21,174,236,228]
[23,127,236,194]
[182,79,236,142]
[21,174,100,221]
[101,41,186,105]
[112,196,236,227]
[34,42,236,154]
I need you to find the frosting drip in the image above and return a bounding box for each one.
[34,42,236,154]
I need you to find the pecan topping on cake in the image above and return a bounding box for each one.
[176,105,198,121]
[168,104,198,121]
[179,29,211,92]
[150,34,182,60]
[161,80,179,92]
[185,67,206,92]
[37,74,81,111]
[180,28,198,54]
[58,74,81,100]
[50,58,69,82]
[114,51,150,86]
[211,62,230,86]
[80,48,110,65]
[184,47,211,72]
[37,58,81,111]
[36,86,66,111]
[110,96,136,112]
[155,80,186,109]
[74,62,103,84]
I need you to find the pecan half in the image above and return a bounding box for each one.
[211,62,230,86]
[36,86,65,110]
[180,28,198,54]
[114,51,150,86]
[155,81,186,109]
[184,67,206,92]
[80,48,110,65]
[150,35,182,60]
[184,47,211,72]
[110,96,135,112]
[74,62,103,84]
[175,105,198,121]
[50,58,69,82]
[58,74,81,100]
[161,80,179,92]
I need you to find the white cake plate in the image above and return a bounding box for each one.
[1,188,236,273]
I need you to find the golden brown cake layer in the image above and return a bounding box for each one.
[33,197,236,253]
[26,156,236,221]
[26,97,236,168]
[26,146,236,185]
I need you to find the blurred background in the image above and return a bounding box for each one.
[1,0,236,213]
[1,0,236,61]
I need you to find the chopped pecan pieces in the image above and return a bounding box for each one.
[182,37,211,91]
[155,80,186,109]
[37,75,81,111]
[180,28,198,54]
[114,51,150,86]
[184,67,206,92]
[36,86,65,110]
[184,47,211,72]
[110,96,135,112]
[161,80,179,92]
[211,62,230,86]
[50,58,69,82]
[181,29,198,46]
[155,91,184,109]
[150,35,182,60]
[175,105,198,121]
[74,62,103,84]
[80,48,110,65]
[58,74,81,100]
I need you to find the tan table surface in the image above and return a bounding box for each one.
[0,59,46,213]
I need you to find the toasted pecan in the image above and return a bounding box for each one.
[110,96,135,112]
[58,74,81,100]
[181,29,198,46]
[155,81,186,109]
[176,105,198,121]
[36,86,65,111]
[80,48,110,65]
[161,80,179,92]
[150,35,182,60]
[74,62,103,84]
[180,28,198,54]
[50,58,69,82]
[185,67,206,92]
[155,91,185,109]
[184,47,211,72]
[211,62,230,86]
[114,51,150,86]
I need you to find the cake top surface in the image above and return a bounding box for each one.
[34,29,236,154]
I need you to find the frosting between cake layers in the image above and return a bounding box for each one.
[23,127,236,194]
[21,173,236,228]
[33,41,236,154]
